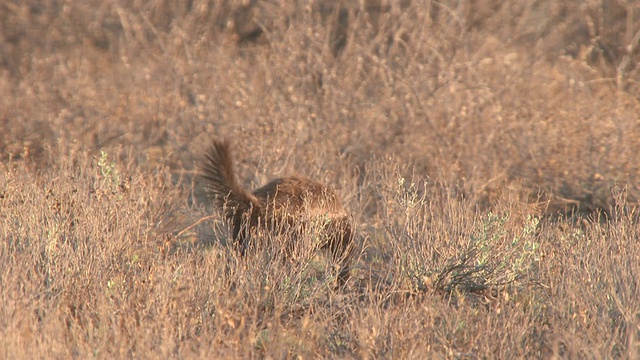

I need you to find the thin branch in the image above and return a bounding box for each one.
[175,215,218,238]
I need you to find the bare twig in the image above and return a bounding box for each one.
[175,215,218,238]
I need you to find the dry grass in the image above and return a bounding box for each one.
[1,0,640,358]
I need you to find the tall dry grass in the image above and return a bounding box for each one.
[2,0,640,358]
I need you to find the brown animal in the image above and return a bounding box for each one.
[202,139,354,286]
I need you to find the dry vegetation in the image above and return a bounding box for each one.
[1,0,640,358]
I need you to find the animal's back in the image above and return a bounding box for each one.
[252,176,347,220]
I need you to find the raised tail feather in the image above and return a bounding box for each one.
[202,139,260,217]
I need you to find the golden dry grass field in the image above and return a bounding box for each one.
[1,1,640,358]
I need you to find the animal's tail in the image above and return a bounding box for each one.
[202,139,260,217]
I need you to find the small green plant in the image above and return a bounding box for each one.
[474,212,509,268]
[434,212,541,295]
[510,215,541,280]
[96,151,122,195]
